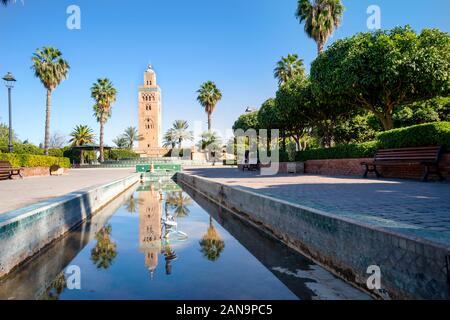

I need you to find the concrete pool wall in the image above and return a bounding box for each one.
[177,172,450,300]
[0,174,140,278]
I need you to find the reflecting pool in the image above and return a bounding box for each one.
[0,180,369,300]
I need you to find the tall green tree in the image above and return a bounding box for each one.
[197,81,222,131]
[296,0,344,54]
[69,125,95,165]
[311,26,450,130]
[122,126,142,150]
[274,54,305,86]
[113,136,128,149]
[91,79,117,162]
[163,128,177,149]
[31,47,70,155]
[232,112,260,132]
[171,120,194,148]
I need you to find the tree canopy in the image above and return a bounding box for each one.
[311,26,450,130]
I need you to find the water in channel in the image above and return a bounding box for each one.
[0,180,369,300]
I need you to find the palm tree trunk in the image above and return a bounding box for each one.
[317,41,325,55]
[207,112,212,131]
[100,120,105,162]
[80,150,85,165]
[44,89,52,155]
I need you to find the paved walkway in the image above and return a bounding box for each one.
[0,168,135,214]
[184,168,450,246]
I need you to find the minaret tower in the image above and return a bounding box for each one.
[138,65,162,156]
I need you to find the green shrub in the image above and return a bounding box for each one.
[297,141,379,162]
[48,148,64,157]
[0,153,71,168]
[108,149,140,160]
[377,122,450,150]
[0,143,44,155]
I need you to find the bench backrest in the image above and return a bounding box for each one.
[0,161,13,169]
[0,161,13,180]
[374,146,443,163]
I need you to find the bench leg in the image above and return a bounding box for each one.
[363,165,369,178]
[374,166,381,178]
[437,170,446,182]
[422,166,430,182]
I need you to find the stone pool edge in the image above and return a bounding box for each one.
[0,173,140,278]
[177,172,450,300]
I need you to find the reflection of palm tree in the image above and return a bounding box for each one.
[162,245,177,275]
[40,272,67,300]
[199,217,225,262]
[91,225,118,269]
[166,191,192,218]
[125,194,144,214]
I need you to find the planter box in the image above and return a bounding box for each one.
[14,167,70,179]
[304,153,450,180]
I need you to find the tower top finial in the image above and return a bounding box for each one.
[147,64,154,73]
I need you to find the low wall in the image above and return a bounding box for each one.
[16,167,70,178]
[305,153,450,180]
[0,174,139,278]
[177,172,450,300]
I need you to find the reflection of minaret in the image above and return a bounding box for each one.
[139,185,162,278]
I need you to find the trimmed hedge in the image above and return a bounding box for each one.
[108,149,140,161]
[0,153,71,168]
[296,122,450,162]
[296,141,378,162]
[0,143,44,155]
[377,122,450,149]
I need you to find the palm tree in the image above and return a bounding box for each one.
[69,125,95,165]
[122,126,143,150]
[31,47,70,155]
[296,0,344,54]
[274,54,305,86]
[91,225,117,269]
[113,136,128,149]
[91,79,117,162]
[163,129,177,149]
[197,81,222,131]
[171,120,193,148]
[198,131,222,164]
[199,217,225,262]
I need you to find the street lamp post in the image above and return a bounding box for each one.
[3,72,16,153]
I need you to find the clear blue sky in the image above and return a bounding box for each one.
[0,0,449,146]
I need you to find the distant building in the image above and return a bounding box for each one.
[138,65,166,157]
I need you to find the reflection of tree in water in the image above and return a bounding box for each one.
[162,245,177,275]
[91,225,118,269]
[199,217,225,262]
[125,194,144,214]
[165,191,192,218]
[40,272,67,300]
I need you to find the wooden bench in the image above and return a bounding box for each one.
[0,161,22,180]
[361,146,445,182]
[241,151,259,171]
